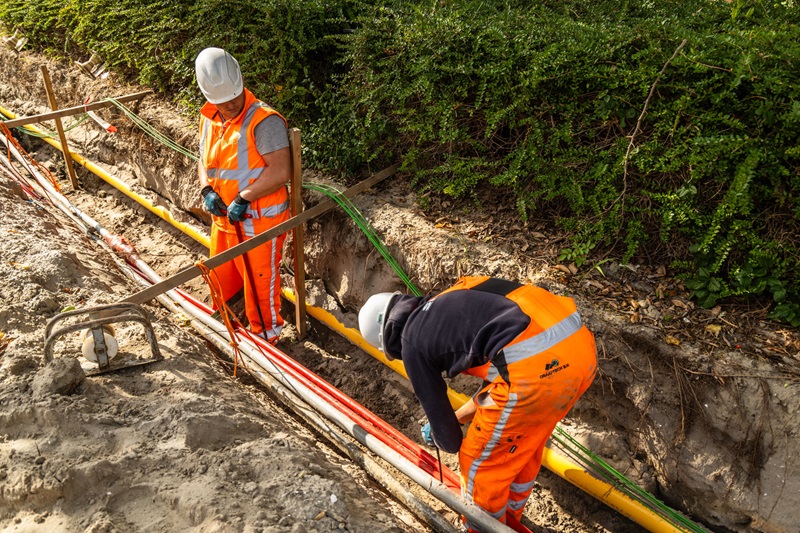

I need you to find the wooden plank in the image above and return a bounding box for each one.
[289,128,308,339]
[41,66,79,189]
[1,90,152,129]
[120,164,398,308]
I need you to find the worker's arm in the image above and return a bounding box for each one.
[404,348,464,453]
[198,160,210,188]
[238,146,291,202]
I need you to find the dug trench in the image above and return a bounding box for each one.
[0,47,798,533]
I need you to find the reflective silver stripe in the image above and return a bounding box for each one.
[268,237,279,333]
[507,496,528,511]
[214,167,264,181]
[466,392,518,499]
[501,312,583,365]
[249,200,289,219]
[200,119,210,157]
[485,365,499,382]
[237,102,260,170]
[263,324,282,340]
[243,217,255,237]
[510,479,536,494]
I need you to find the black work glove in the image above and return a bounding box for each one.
[227,194,250,223]
[201,185,227,217]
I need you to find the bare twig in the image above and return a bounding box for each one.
[606,39,688,218]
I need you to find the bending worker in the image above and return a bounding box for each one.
[359,276,597,531]
[195,47,291,343]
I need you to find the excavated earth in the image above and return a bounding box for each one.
[1,46,799,533]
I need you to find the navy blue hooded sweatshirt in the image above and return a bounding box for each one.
[382,288,530,453]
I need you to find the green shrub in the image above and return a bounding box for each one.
[2,0,799,324]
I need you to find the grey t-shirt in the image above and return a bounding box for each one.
[199,112,289,159]
[254,114,289,156]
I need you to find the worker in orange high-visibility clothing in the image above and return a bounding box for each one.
[195,47,291,343]
[359,276,597,531]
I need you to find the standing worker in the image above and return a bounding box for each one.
[195,47,291,343]
[359,276,597,531]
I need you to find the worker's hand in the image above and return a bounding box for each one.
[227,194,250,223]
[421,422,435,447]
[201,186,226,217]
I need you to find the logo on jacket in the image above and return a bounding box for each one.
[540,359,569,379]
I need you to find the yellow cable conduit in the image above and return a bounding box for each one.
[0,102,691,533]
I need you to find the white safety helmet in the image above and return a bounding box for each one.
[195,47,244,104]
[358,292,398,352]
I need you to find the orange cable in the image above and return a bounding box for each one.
[0,123,61,193]
[196,261,246,377]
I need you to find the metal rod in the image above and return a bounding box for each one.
[40,65,79,189]
[1,90,152,129]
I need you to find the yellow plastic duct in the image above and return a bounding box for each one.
[2,99,690,533]
[281,287,692,533]
[0,104,211,249]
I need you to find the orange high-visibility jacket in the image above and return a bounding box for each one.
[199,88,290,237]
[439,276,594,384]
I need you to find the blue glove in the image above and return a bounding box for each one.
[201,186,226,217]
[421,422,435,447]
[227,194,250,223]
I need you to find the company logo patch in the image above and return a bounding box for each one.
[540,360,569,379]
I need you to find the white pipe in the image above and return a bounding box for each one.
[2,134,511,533]
[148,288,458,533]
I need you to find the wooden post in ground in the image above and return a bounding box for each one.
[289,128,308,339]
[40,66,79,189]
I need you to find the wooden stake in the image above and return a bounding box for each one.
[40,66,79,189]
[1,90,151,129]
[289,128,308,340]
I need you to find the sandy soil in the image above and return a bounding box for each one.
[1,44,799,533]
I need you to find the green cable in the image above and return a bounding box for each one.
[104,98,199,162]
[304,182,422,296]
[551,427,707,532]
[0,111,90,138]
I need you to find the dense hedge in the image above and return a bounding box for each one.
[2,0,799,325]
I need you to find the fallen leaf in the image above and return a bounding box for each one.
[553,264,571,275]
[531,232,546,239]
[314,511,326,521]
[665,335,681,346]
[568,263,578,275]
[671,298,688,309]
[705,324,722,337]
[630,312,641,323]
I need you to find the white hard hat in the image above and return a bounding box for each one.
[195,47,244,104]
[358,292,397,352]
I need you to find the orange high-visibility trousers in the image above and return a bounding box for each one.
[209,223,287,341]
[459,327,596,531]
